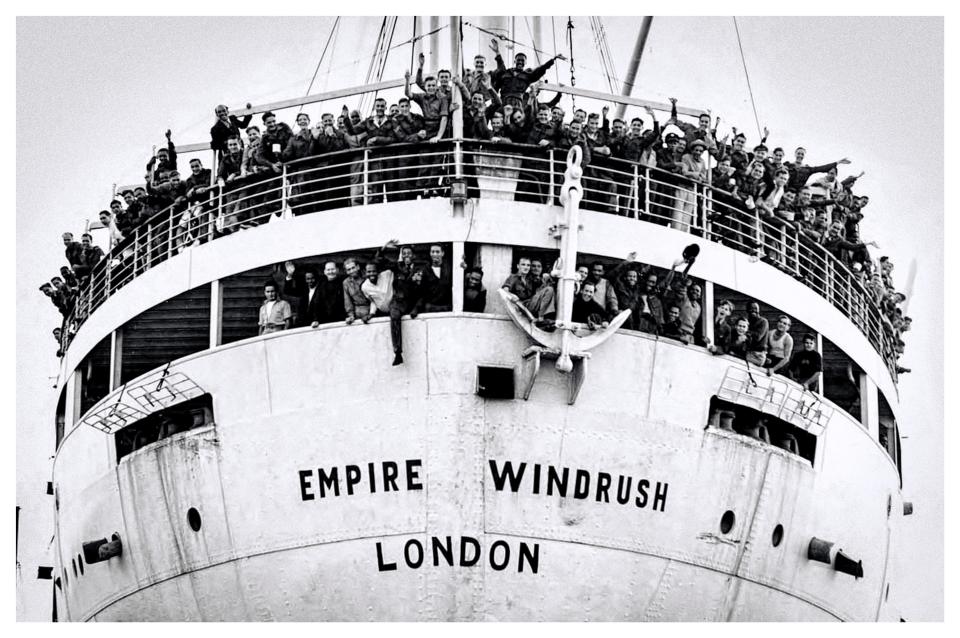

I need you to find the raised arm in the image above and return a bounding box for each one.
[453,76,471,102]
[231,105,253,131]
[404,70,413,99]
[165,129,177,167]
[527,55,560,82]
[415,53,427,92]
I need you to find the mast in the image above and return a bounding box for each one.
[480,16,509,55]
[531,16,546,64]
[614,16,653,121]
[449,16,463,140]
[428,15,440,70]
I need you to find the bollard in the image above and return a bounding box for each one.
[742,419,770,443]
[718,410,736,431]
[773,432,799,454]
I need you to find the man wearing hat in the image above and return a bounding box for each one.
[650,132,685,223]
[667,98,720,158]
[676,137,709,232]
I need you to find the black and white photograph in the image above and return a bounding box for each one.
[13,9,946,624]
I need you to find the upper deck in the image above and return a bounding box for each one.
[60,136,901,383]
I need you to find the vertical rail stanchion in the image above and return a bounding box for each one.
[549,150,556,206]
[86,279,93,320]
[633,164,640,219]
[104,255,112,301]
[697,183,705,235]
[362,149,369,205]
[133,227,140,276]
[167,207,175,259]
[702,185,710,239]
[644,166,651,220]
[215,184,223,236]
[793,230,801,278]
[280,164,288,218]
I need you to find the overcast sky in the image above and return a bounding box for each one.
[15,15,943,621]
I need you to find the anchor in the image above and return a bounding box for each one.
[499,145,632,404]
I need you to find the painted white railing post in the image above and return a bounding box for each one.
[167,207,175,259]
[362,149,369,204]
[280,163,288,216]
[643,166,650,217]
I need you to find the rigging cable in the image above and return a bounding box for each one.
[462,20,635,90]
[464,20,553,60]
[365,17,398,113]
[551,16,560,84]
[597,17,621,93]
[409,16,417,73]
[303,17,341,104]
[321,18,341,92]
[588,17,614,94]
[566,17,576,109]
[733,16,763,139]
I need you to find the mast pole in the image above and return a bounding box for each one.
[428,16,440,71]
[532,16,546,64]
[614,16,653,121]
[450,16,463,140]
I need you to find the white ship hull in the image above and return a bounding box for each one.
[52,315,905,621]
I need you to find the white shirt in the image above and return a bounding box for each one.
[361,270,394,312]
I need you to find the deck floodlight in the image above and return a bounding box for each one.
[450,178,468,205]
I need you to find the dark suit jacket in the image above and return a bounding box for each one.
[283,277,324,327]
[419,262,453,310]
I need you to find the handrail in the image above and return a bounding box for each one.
[60,138,901,382]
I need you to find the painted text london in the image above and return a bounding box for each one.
[297,459,670,573]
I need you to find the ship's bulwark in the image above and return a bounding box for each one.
[53,315,902,621]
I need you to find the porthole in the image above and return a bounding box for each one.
[77,553,84,575]
[187,507,202,532]
[886,583,890,601]
[63,569,68,587]
[720,510,736,534]
[71,558,77,577]
[772,524,784,547]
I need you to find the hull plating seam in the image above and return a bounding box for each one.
[82,529,845,621]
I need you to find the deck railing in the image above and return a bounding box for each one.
[61,139,900,379]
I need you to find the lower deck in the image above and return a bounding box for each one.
[52,315,907,621]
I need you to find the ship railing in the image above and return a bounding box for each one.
[62,139,900,379]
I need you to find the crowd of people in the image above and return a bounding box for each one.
[250,244,822,390]
[42,39,909,370]
[261,241,454,366]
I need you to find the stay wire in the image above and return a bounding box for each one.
[551,16,560,84]
[461,19,633,90]
[303,17,341,103]
[598,17,621,93]
[464,20,553,59]
[321,18,341,93]
[566,17,576,108]
[733,16,763,140]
